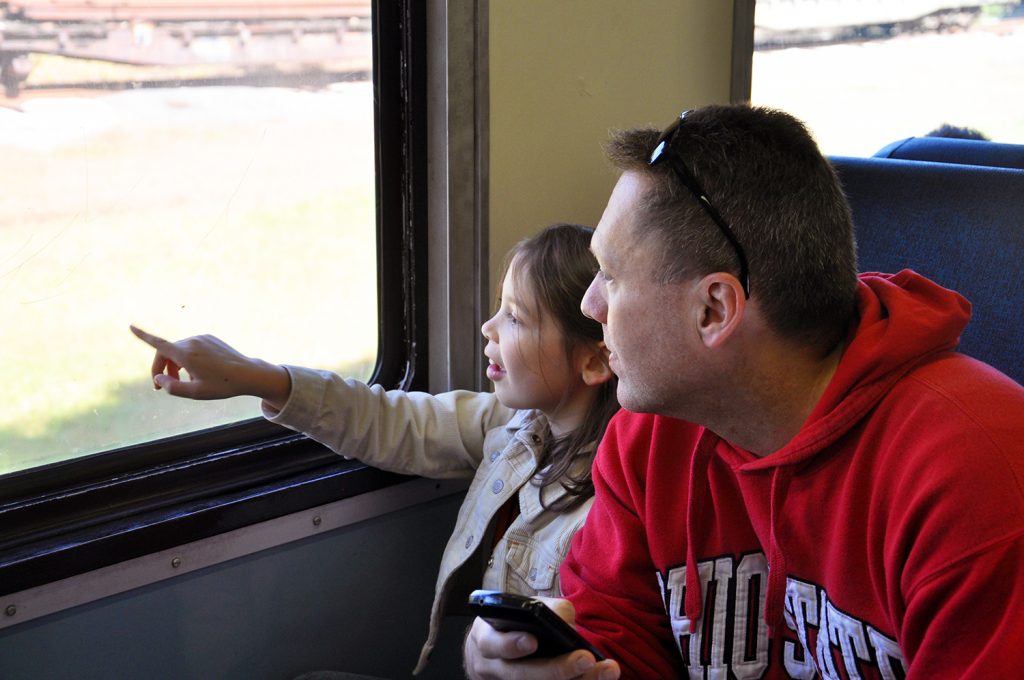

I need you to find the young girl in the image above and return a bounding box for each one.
[130,223,619,673]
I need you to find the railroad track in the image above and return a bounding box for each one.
[3,64,368,105]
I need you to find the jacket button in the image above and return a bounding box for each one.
[465,534,474,549]
[487,555,495,568]
[490,450,500,462]
[492,479,504,494]
[529,567,538,580]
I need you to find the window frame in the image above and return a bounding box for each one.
[0,0,430,598]
[731,0,756,104]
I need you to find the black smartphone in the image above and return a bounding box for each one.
[467,589,606,660]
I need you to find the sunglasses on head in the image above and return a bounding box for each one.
[649,110,750,298]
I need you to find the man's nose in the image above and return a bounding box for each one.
[581,277,606,323]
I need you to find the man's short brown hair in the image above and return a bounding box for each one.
[606,105,858,352]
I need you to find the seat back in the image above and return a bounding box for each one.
[874,136,1024,170]
[830,156,1024,384]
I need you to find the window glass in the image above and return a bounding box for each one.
[752,1,1024,155]
[1,1,375,474]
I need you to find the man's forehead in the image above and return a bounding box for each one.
[593,172,647,263]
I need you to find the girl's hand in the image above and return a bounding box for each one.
[129,325,291,409]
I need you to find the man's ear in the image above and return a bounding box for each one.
[696,273,745,349]
[579,341,614,386]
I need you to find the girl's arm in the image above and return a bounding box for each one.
[130,326,291,409]
[265,365,514,478]
[131,326,516,478]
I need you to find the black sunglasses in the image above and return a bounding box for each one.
[649,111,750,298]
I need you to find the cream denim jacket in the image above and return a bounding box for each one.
[263,366,595,674]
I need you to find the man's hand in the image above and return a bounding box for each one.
[129,325,291,409]
[464,597,620,680]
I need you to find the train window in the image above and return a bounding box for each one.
[1,0,428,595]
[751,1,1024,155]
[1,1,387,475]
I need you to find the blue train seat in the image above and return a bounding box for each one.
[874,136,1024,170]
[830,156,1024,384]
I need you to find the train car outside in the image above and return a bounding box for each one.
[0,0,371,95]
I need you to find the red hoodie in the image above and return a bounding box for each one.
[562,271,1024,678]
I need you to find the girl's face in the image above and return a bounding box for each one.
[481,260,582,432]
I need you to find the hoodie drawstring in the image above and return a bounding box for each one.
[764,466,794,631]
[684,435,715,633]
[684,434,795,636]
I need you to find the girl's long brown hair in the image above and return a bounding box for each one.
[501,223,620,512]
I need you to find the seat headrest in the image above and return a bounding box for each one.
[874,136,1024,170]
[831,156,1024,385]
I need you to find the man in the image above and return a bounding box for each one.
[464,105,1024,678]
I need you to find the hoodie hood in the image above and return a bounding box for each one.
[683,269,971,633]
